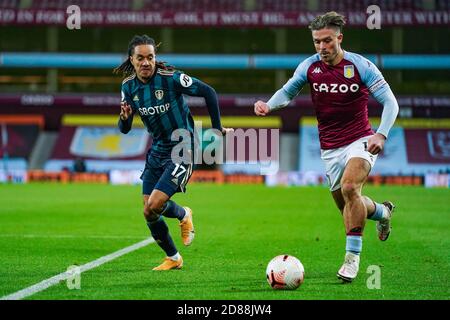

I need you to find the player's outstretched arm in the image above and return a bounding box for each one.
[255,88,293,117]
[190,80,230,134]
[368,87,399,154]
[174,74,234,135]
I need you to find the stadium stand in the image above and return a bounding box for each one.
[436,0,450,10]
[44,115,152,172]
[318,0,426,11]
[0,0,449,186]
[29,0,133,10]
[1,0,444,11]
[0,0,19,8]
[142,0,244,12]
[257,0,309,12]
[0,115,44,170]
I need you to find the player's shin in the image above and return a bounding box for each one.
[146,215,178,257]
[342,195,367,245]
[338,197,365,281]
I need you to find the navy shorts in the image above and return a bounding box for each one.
[140,154,194,197]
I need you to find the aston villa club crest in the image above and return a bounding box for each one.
[155,90,164,100]
[344,65,354,78]
[428,130,450,160]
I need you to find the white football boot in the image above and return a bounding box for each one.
[337,252,360,282]
[376,201,395,241]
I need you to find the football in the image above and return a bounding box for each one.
[266,255,305,290]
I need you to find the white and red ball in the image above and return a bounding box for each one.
[266,255,305,290]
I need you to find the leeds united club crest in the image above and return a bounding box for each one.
[155,90,164,100]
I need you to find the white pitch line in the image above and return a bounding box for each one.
[0,237,155,300]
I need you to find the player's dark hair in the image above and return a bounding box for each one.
[113,34,175,77]
[308,11,346,33]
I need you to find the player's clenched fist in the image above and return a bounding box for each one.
[367,133,386,155]
[254,100,270,116]
[120,102,132,120]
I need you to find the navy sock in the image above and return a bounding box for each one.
[160,200,186,221]
[146,216,177,257]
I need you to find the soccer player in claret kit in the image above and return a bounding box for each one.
[114,35,233,271]
[254,12,399,282]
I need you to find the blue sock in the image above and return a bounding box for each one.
[160,200,186,221]
[146,216,177,257]
[346,235,362,255]
[368,202,385,221]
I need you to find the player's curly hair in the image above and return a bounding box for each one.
[113,34,175,78]
[308,11,346,33]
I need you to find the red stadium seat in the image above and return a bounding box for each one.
[29,0,133,10]
[142,0,244,12]
[24,0,436,12]
[0,0,20,9]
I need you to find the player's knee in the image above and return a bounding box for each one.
[341,181,360,199]
[143,205,159,221]
[143,201,163,221]
[145,198,165,216]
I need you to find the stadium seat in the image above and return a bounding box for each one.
[257,0,308,12]
[436,0,450,10]
[318,0,426,11]
[30,0,132,10]
[22,0,440,12]
[142,0,244,12]
[0,0,20,9]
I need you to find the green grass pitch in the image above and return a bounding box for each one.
[0,183,448,300]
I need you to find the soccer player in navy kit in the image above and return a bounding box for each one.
[115,35,233,270]
[254,12,399,282]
